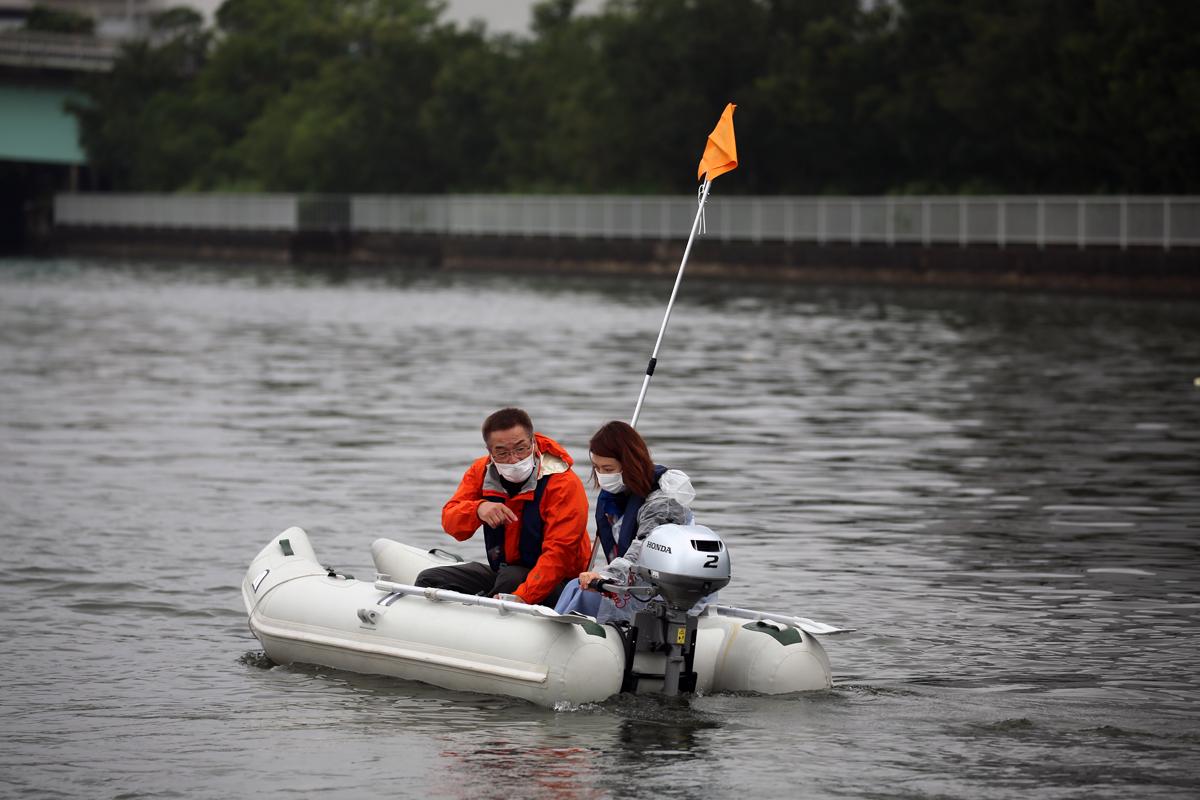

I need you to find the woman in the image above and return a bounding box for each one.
[553,420,695,620]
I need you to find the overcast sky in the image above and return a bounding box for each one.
[185,1,604,36]
[442,0,603,35]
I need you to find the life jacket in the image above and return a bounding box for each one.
[596,464,668,562]
[481,476,549,570]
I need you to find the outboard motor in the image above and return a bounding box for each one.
[634,523,731,610]
[607,523,731,697]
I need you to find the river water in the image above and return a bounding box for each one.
[1,258,1198,799]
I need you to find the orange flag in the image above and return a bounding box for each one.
[696,103,738,182]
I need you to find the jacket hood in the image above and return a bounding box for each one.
[533,432,573,469]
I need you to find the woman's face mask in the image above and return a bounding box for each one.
[596,470,625,494]
[591,452,625,494]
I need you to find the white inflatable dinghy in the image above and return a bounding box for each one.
[242,526,845,707]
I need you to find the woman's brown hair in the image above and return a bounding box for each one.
[589,421,655,497]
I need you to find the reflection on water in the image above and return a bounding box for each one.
[432,732,601,800]
[1,258,1199,798]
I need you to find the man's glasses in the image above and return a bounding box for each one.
[490,440,535,461]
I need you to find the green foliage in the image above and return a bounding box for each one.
[25,5,95,35]
[151,7,205,33]
[69,33,213,190]
[71,0,1199,194]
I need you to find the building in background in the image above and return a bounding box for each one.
[0,0,173,38]
[0,1,175,248]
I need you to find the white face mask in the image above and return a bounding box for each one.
[597,471,625,494]
[494,452,536,483]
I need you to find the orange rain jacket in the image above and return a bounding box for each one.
[441,432,590,605]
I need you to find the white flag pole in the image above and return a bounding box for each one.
[630,177,712,428]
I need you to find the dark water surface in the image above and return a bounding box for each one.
[2,259,1198,799]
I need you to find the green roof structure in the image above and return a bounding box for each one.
[0,86,85,164]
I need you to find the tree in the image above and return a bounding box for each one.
[70,0,1200,194]
[25,5,94,35]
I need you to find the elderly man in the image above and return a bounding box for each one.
[415,407,590,606]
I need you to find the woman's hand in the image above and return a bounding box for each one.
[579,571,605,592]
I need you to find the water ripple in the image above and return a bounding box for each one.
[2,259,1198,798]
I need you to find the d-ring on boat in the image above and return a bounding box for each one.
[242,524,850,707]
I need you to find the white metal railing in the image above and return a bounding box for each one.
[55,193,298,231]
[54,193,1200,250]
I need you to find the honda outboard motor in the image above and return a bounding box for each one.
[607,523,731,696]
[634,523,731,611]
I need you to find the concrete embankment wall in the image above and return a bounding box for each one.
[47,226,1199,296]
[47,193,1200,297]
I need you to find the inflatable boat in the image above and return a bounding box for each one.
[242,526,847,707]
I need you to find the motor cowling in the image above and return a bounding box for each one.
[633,524,731,611]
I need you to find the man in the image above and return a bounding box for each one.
[415,407,590,606]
